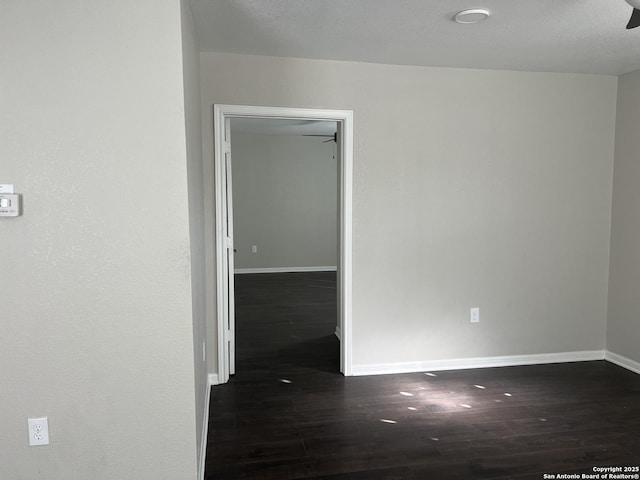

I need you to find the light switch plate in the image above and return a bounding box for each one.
[0,194,21,216]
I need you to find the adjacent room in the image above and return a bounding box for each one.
[2,1,639,479]
[229,117,340,376]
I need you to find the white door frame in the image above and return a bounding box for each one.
[213,104,354,382]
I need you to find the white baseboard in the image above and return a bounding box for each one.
[334,325,341,341]
[234,266,337,274]
[605,351,640,375]
[198,375,214,480]
[208,373,221,386]
[351,350,606,376]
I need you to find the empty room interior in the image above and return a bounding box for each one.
[2,1,640,479]
[228,116,341,378]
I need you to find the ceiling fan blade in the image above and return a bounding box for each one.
[303,132,337,142]
[627,8,640,29]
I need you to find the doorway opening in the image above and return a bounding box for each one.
[213,105,353,383]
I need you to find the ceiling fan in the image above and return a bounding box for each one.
[625,0,640,29]
[303,132,337,143]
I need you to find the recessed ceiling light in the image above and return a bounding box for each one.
[454,8,490,24]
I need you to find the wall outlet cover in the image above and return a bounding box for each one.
[28,417,49,446]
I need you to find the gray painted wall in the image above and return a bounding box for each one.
[201,53,617,373]
[1,1,198,478]
[231,132,338,270]
[181,0,208,469]
[607,69,640,365]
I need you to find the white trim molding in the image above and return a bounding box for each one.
[198,373,224,479]
[351,350,606,376]
[235,266,337,274]
[208,373,221,386]
[213,104,354,382]
[198,376,214,480]
[605,351,640,375]
[334,325,342,341]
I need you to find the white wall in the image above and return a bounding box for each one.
[607,69,640,366]
[0,1,198,478]
[231,132,337,271]
[202,53,617,373]
[180,0,208,470]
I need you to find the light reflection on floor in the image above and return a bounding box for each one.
[388,376,517,415]
[372,375,519,449]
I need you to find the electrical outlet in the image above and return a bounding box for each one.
[28,417,49,446]
[470,307,480,323]
[251,245,257,254]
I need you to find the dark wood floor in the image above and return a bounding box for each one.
[205,272,640,479]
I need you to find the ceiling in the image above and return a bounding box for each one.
[190,0,640,75]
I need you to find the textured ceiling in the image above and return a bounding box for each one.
[190,0,640,75]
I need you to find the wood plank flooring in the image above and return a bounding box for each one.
[205,272,640,479]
